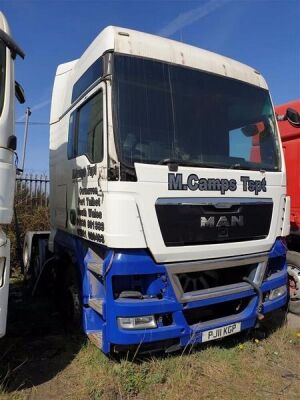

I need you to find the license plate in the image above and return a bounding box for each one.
[202,322,241,342]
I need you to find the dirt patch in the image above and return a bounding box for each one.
[287,313,300,330]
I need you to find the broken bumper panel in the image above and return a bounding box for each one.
[101,239,288,353]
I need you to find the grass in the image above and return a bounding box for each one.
[76,328,300,399]
[1,195,300,399]
[76,327,300,400]
[1,323,299,400]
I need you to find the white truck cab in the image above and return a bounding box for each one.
[28,27,289,354]
[0,12,24,338]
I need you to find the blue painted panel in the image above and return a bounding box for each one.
[54,231,288,354]
[269,237,287,258]
[263,294,288,314]
[83,307,105,332]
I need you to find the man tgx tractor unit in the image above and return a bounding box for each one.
[25,27,289,354]
[276,100,300,315]
[0,12,25,338]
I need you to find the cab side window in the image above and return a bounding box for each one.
[67,90,103,163]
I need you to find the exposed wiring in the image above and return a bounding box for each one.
[0,145,20,169]
[31,255,57,296]
[0,238,8,248]
[14,151,19,167]
[0,145,14,153]
[16,121,49,125]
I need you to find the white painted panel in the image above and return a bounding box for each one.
[0,231,10,338]
[0,161,15,224]
[55,184,67,229]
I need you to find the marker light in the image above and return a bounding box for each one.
[0,257,5,287]
[118,315,157,330]
[269,285,287,300]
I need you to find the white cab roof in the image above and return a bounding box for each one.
[50,26,268,123]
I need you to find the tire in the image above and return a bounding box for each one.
[287,251,300,315]
[23,243,40,291]
[56,262,82,329]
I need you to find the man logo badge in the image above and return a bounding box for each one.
[200,215,244,228]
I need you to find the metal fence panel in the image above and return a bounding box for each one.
[15,174,49,207]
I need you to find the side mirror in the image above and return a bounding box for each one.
[242,120,268,137]
[15,81,25,104]
[286,107,300,126]
[242,124,259,137]
[7,135,17,151]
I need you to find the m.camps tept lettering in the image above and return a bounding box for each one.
[168,173,267,195]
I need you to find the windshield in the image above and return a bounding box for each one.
[0,41,5,117]
[113,54,280,172]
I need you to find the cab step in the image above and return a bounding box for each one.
[87,331,103,349]
[88,298,104,315]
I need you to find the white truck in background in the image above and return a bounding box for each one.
[25,27,290,354]
[0,12,25,338]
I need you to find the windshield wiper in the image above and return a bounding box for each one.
[229,163,253,170]
[157,158,193,166]
[229,162,278,172]
[157,158,229,169]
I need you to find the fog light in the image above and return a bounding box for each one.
[118,315,157,330]
[269,285,287,300]
[0,257,5,288]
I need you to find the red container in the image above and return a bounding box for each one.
[276,100,300,232]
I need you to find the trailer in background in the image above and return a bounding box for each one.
[276,100,300,315]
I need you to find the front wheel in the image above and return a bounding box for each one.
[287,251,300,315]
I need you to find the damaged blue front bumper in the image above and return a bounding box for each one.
[82,238,288,354]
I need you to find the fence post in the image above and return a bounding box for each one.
[44,176,47,207]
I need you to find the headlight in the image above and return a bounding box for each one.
[269,285,287,300]
[118,315,157,330]
[0,257,5,287]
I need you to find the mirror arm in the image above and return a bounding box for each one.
[0,28,25,59]
[276,113,286,122]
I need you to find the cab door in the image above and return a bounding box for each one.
[67,82,107,245]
